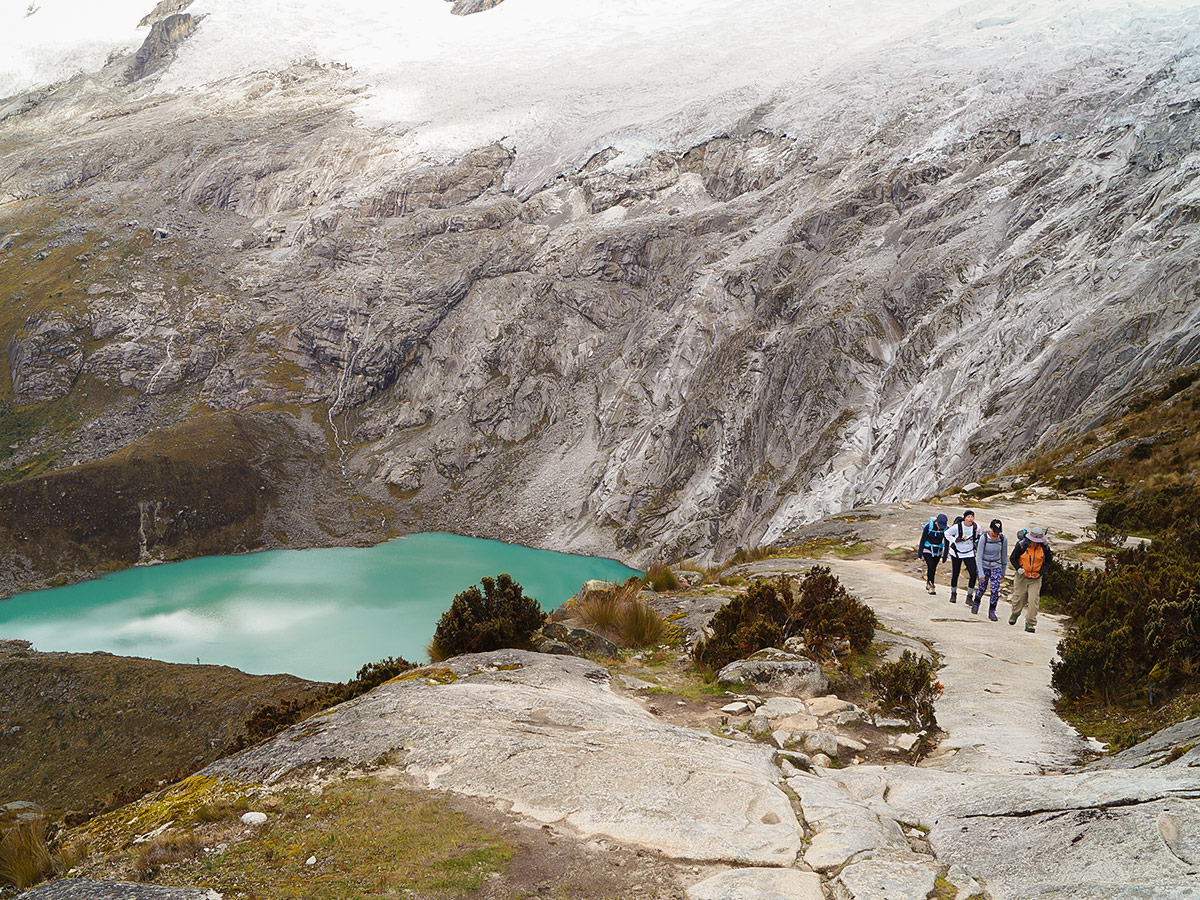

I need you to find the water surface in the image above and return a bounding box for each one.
[0,533,638,682]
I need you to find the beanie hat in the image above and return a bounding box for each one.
[963,509,975,519]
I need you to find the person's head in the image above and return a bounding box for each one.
[963,510,975,526]
[935,514,948,528]
[1028,526,1047,543]
[990,519,1002,535]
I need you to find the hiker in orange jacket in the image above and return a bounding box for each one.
[1008,526,1053,633]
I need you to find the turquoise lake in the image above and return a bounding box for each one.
[0,533,639,683]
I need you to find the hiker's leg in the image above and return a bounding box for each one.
[965,558,978,593]
[950,557,962,592]
[1026,576,1043,628]
[925,554,937,584]
[1010,573,1029,620]
[972,569,985,603]
[988,566,1002,610]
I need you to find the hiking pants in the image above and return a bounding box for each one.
[949,556,977,595]
[1010,572,1042,627]
[974,564,1003,612]
[922,553,939,585]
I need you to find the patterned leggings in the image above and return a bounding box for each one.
[974,564,1004,610]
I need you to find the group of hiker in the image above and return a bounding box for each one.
[916,510,1053,633]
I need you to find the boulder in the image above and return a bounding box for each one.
[805,695,853,717]
[801,732,839,758]
[717,649,828,697]
[688,868,824,900]
[747,713,772,736]
[537,639,576,656]
[757,697,808,718]
[541,622,618,658]
[834,858,940,900]
[617,674,657,691]
[239,811,268,826]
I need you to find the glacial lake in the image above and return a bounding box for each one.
[0,533,639,683]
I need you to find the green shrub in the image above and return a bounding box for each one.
[430,574,546,660]
[1040,558,1085,612]
[1084,523,1127,548]
[1051,520,1200,703]
[693,577,791,672]
[868,650,943,730]
[788,565,877,655]
[1096,483,1200,534]
[692,568,876,671]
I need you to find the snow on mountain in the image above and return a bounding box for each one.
[8,1,1199,192]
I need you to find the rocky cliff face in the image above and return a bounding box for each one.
[1,2,1198,571]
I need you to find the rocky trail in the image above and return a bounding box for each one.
[22,497,1200,900]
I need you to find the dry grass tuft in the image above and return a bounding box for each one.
[134,832,201,881]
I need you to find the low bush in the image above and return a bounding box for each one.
[239,654,418,747]
[134,833,201,881]
[577,581,668,648]
[618,599,667,647]
[430,574,546,660]
[0,820,52,891]
[642,563,679,592]
[1096,482,1200,535]
[868,650,943,730]
[1051,490,1200,704]
[0,818,86,891]
[1083,523,1127,548]
[693,568,876,671]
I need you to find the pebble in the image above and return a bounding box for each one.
[306,855,317,866]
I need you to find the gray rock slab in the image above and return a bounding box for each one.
[834,858,939,900]
[687,868,824,900]
[829,765,1200,900]
[805,695,852,717]
[541,622,619,658]
[787,773,911,871]
[18,882,218,900]
[1088,716,1200,770]
[209,650,800,865]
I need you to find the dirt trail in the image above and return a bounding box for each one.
[737,497,1100,774]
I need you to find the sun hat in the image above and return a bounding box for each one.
[1028,526,1046,543]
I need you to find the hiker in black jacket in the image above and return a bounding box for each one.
[916,513,948,595]
[1008,526,1053,633]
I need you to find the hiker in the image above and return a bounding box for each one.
[972,518,1008,621]
[916,513,949,595]
[942,509,979,604]
[1008,526,1053,633]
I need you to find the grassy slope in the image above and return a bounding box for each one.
[0,646,328,818]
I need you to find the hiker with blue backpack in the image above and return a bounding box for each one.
[942,510,980,604]
[971,518,1008,621]
[916,513,948,594]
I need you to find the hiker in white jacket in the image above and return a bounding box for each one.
[941,509,980,604]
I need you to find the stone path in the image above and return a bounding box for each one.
[737,497,1099,774]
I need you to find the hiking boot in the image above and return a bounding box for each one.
[925,582,935,595]
[950,592,957,604]
[1008,613,1018,625]
[971,600,981,614]
[989,610,998,622]
[1025,624,1036,633]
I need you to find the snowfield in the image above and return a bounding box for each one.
[4,1,1199,191]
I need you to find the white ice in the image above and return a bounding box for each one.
[4,1,1200,190]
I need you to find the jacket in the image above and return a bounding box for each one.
[1009,538,1053,577]
[917,520,946,558]
[975,530,1008,576]
[943,520,979,560]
